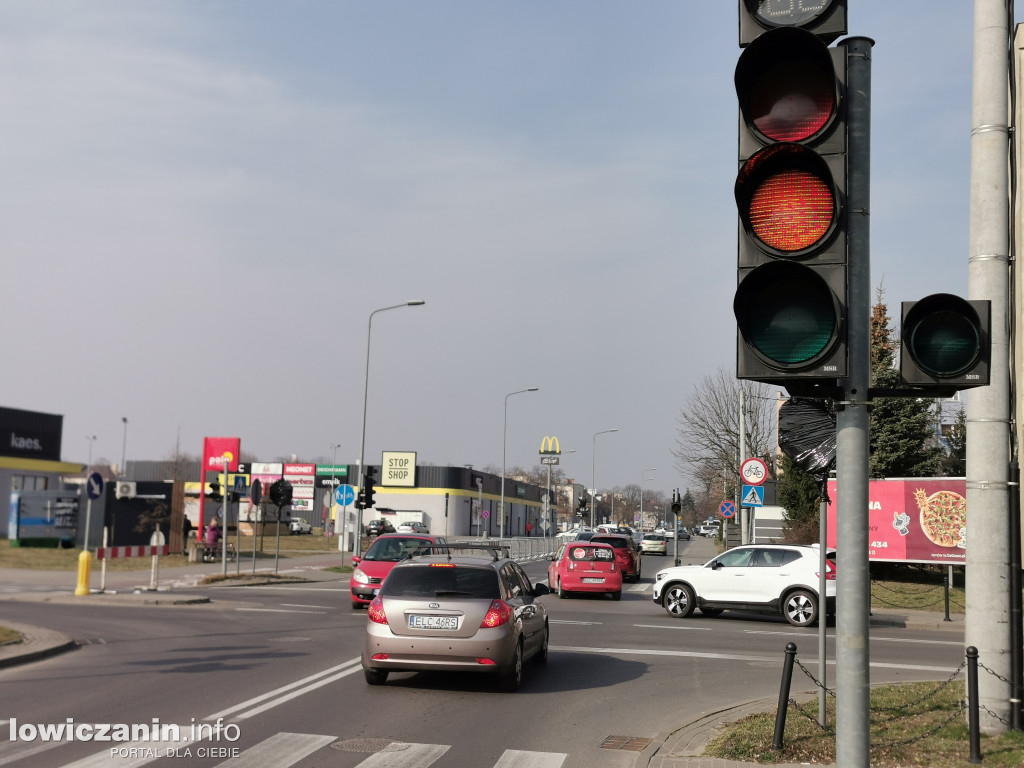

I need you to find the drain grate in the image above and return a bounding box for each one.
[331,738,394,753]
[598,735,653,752]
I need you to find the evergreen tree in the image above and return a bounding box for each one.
[777,454,824,543]
[937,408,967,477]
[869,288,942,477]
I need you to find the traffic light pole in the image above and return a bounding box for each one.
[834,35,873,768]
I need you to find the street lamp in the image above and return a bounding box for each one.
[592,429,619,527]
[355,300,425,558]
[119,418,128,480]
[641,467,656,527]
[500,387,539,540]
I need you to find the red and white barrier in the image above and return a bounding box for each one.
[96,545,169,560]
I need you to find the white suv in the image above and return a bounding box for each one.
[652,544,836,627]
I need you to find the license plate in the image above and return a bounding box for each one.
[581,577,605,584]
[408,615,458,630]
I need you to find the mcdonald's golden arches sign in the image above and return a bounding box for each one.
[539,436,560,455]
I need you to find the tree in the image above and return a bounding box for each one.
[937,407,966,477]
[777,455,823,543]
[869,288,941,477]
[672,368,779,495]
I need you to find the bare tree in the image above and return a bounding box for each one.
[672,368,778,494]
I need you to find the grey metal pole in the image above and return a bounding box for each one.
[83,436,96,552]
[355,301,424,559]
[120,418,128,480]
[835,35,873,768]
[501,387,538,540]
[967,0,1012,734]
[592,429,618,528]
[739,388,748,544]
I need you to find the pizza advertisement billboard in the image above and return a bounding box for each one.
[826,478,967,565]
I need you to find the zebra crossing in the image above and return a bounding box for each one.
[0,730,569,768]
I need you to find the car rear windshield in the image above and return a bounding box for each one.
[592,536,630,549]
[568,545,614,562]
[362,537,433,562]
[382,565,500,598]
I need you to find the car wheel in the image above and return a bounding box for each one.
[537,623,549,663]
[557,578,567,599]
[633,561,641,582]
[363,666,388,685]
[611,590,621,601]
[663,584,695,618]
[784,589,818,626]
[500,641,524,692]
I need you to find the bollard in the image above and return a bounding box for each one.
[772,642,798,750]
[74,550,92,596]
[966,646,982,764]
[943,575,952,622]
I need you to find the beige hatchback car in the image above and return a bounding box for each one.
[362,546,550,692]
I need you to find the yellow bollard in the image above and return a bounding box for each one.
[74,550,92,596]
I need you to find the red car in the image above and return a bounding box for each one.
[350,533,448,608]
[547,541,623,600]
[590,534,641,583]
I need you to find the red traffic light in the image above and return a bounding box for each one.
[736,143,841,258]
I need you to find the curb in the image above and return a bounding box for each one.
[0,621,77,670]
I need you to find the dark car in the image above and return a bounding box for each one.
[365,519,396,536]
[362,544,549,691]
[590,533,641,583]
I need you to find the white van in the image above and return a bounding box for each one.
[699,523,721,537]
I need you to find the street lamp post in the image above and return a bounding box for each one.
[641,468,656,528]
[355,300,425,558]
[330,442,342,555]
[500,387,539,540]
[83,435,97,551]
[592,429,619,527]
[120,418,128,480]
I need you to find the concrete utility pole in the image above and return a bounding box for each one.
[966,0,1012,734]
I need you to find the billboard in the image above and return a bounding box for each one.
[826,478,967,564]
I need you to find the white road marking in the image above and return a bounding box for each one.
[213,732,335,768]
[207,658,361,720]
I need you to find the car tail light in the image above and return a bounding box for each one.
[480,599,512,628]
[367,596,388,623]
[818,560,837,581]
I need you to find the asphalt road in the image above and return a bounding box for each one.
[0,537,965,768]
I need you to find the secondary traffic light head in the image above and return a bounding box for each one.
[900,295,990,391]
[733,23,848,388]
[206,482,222,502]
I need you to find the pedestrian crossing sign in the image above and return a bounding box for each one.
[741,484,764,507]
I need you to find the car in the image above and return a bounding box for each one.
[699,523,720,537]
[590,533,641,582]
[572,530,598,542]
[365,519,396,536]
[652,544,836,627]
[362,544,549,691]
[676,529,691,541]
[350,533,449,608]
[396,520,429,534]
[640,533,668,555]
[289,518,312,535]
[547,541,623,600]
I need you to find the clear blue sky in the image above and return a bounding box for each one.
[1,2,1002,496]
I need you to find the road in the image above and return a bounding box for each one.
[0,538,965,768]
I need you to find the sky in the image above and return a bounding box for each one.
[1,1,1005,498]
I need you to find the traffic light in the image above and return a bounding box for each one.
[268,479,293,507]
[206,482,222,502]
[733,12,849,389]
[900,295,990,392]
[361,467,377,511]
[671,488,682,515]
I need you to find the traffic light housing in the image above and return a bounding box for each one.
[206,482,222,502]
[739,0,847,47]
[900,295,990,392]
[268,479,293,507]
[733,22,848,389]
[361,467,377,511]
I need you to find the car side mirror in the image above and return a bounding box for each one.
[533,583,550,597]
[352,555,361,566]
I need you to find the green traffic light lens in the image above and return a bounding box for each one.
[907,310,980,376]
[736,263,839,367]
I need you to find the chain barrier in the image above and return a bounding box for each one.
[794,657,836,698]
[978,660,1014,687]
[873,659,966,714]
[870,580,966,610]
[873,704,968,748]
[786,696,835,735]
[978,703,1013,729]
